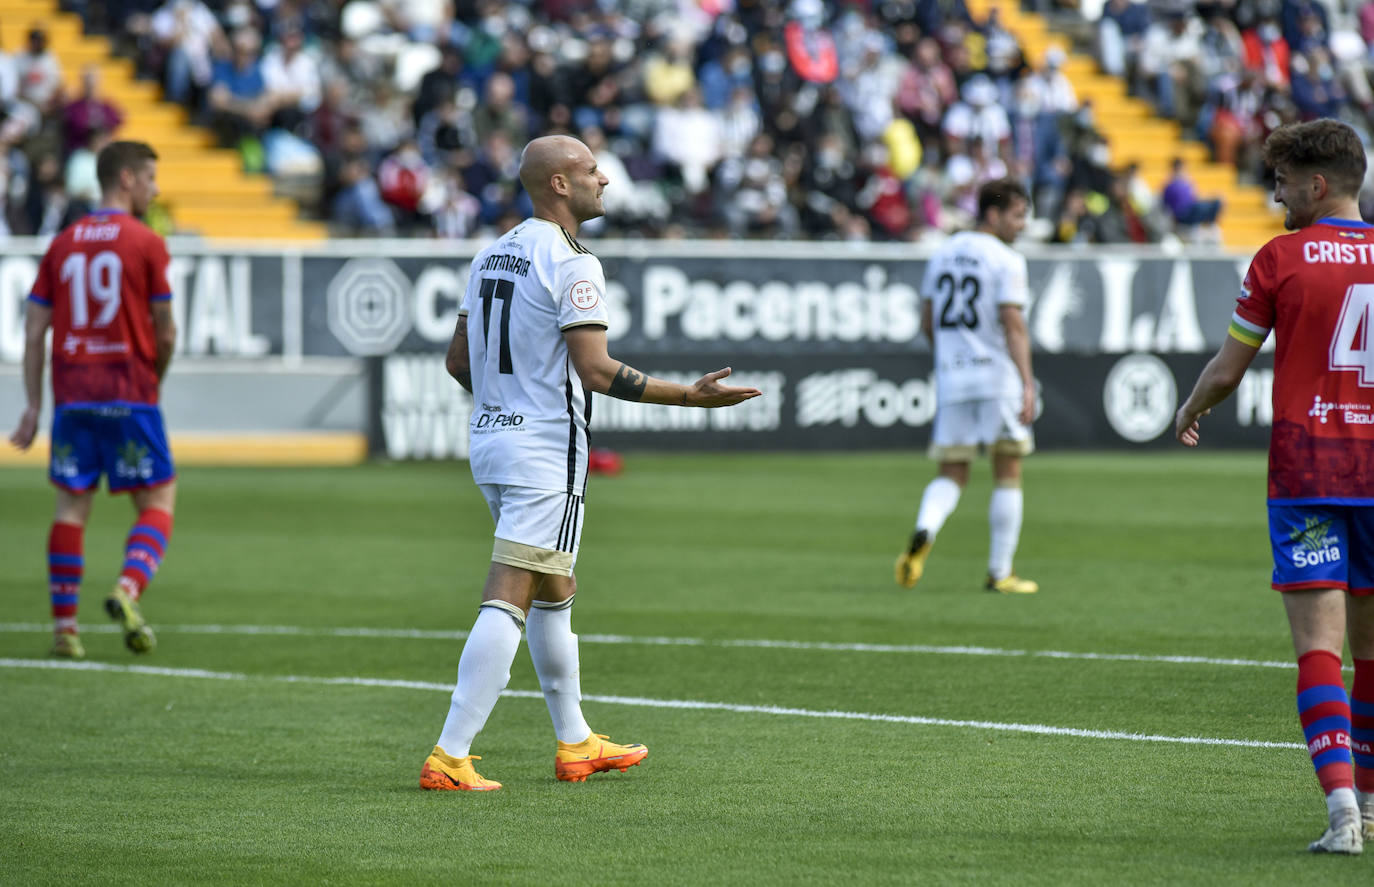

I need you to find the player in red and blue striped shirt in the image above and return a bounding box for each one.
[1178,120,1374,854]
[9,141,177,659]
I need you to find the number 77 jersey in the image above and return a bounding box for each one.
[28,209,173,407]
[920,230,1029,405]
[1234,219,1374,502]
[458,218,611,494]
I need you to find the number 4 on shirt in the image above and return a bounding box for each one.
[1330,283,1374,386]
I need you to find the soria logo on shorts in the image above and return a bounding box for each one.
[51,443,78,479]
[1289,516,1341,568]
[115,440,153,480]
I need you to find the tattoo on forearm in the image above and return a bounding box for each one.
[607,363,648,401]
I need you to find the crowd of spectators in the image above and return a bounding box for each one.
[2,0,1372,243]
[0,26,131,237]
[1096,0,1374,206]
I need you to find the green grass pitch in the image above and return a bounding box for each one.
[0,452,1364,885]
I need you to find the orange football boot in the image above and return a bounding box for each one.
[555,733,648,782]
[419,747,501,791]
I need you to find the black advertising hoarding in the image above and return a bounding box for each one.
[0,240,1274,455]
[0,241,1256,362]
[373,351,1275,458]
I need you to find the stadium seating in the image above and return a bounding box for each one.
[967,0,1287,247]
[0,0,324,240]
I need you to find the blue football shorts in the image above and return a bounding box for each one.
[49,404,176,494]
[1268,503,1374,596]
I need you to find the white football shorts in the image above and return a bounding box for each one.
[928,395,1035,461]
[477,484,585,576]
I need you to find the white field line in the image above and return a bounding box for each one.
[0,622,1303,670]
[0,657,1304,751]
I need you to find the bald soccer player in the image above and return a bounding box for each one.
[418,136,762,791]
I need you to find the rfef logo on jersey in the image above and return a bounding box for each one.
[569,280,599,310]
[1289,516,1341,568]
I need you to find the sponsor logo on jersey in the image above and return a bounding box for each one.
[1289,516,1341,569]
[1338,230,1367,240]
[474,411,525,429]
[569,280,599,310]
[1310,396,1337,424]
[61,334,129,356]
[1307,395,1373,425]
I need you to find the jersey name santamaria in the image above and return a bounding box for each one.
[459,218,610,494]
[921,230,1029,404]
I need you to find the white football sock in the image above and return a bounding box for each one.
[1328,787,1359,821]
[526,597,593,744]
[436,604,523,757]
[915,476,962,538]
[987,485,1023,580]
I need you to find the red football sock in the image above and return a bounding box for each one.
[1298,650,1355,795]
[1352,658,1374,794]
[116,509,173,601]
[48,521,84,631]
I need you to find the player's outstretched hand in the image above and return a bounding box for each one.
[1018,384,1036,426]
[687,368,763,408]
[10,406,38,451]
[1175,406,1209,447]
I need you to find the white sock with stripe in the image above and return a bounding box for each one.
[915,476,962,538]
[436,603,524,757]
[526,596,593,744]
[988,485,1024,580]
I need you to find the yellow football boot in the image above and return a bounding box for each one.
[419,747,501,791]
[555,733,647,782]
[986,573,1039,595]
[51,632,85,659]
[105,587,155,653]
[894,529,932,588]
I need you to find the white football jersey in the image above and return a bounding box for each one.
[920,230,1029,404]
[458,218,611,493]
